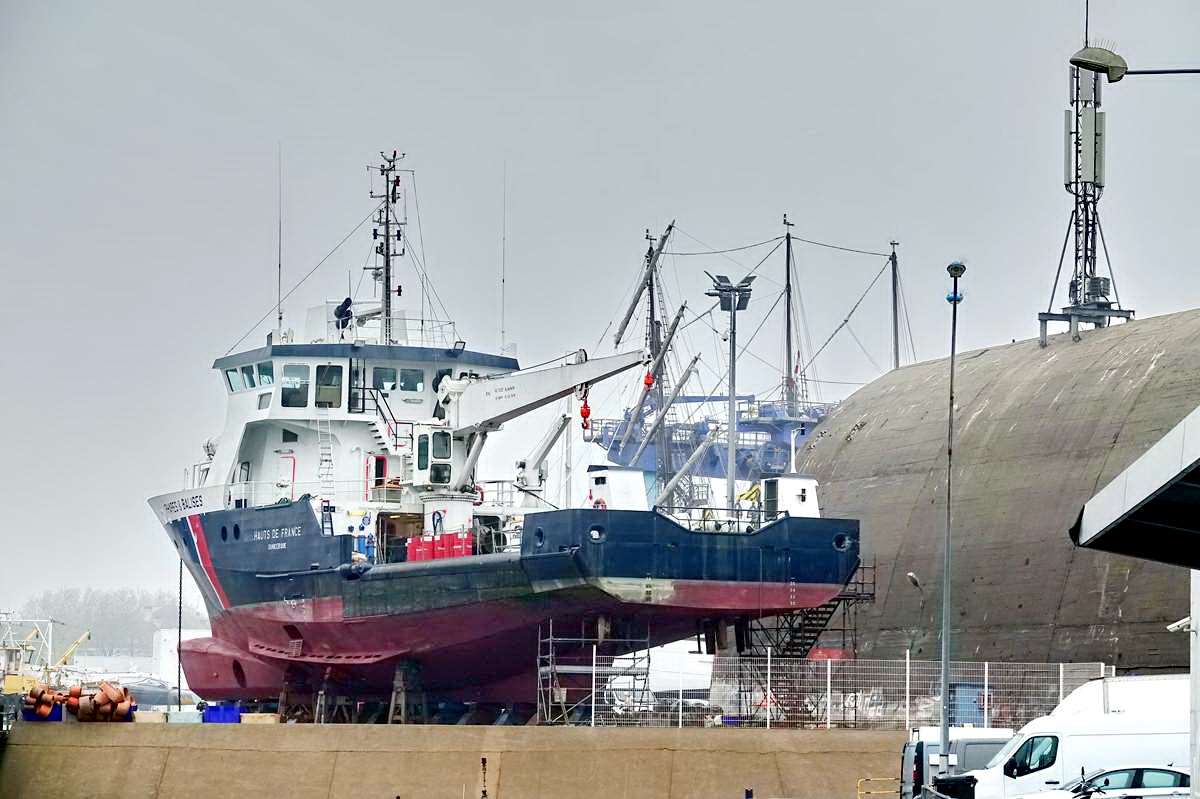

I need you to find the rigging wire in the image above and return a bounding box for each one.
[799,257,891,374]
[664,237,784,256]
[789,235,891,258]
[736,290,786,362]
[224,202,381,355]
[401,228,456,325]
[896,268,918,363]
[846,322,883,372]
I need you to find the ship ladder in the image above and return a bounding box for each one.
[316,406,336,534]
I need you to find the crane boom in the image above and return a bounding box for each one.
[517,413,571,489]
[439,350,644,435]
[613,222,674,347]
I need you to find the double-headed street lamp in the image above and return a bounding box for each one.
[705,272,756,511]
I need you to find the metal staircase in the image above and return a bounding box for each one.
[745,560,876,659]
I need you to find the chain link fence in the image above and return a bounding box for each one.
[545,653,1112,729]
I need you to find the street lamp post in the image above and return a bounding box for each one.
[939,261,966,776]
[705,273,756,512]
[1068,44,1200,799]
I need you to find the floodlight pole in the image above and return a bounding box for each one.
[939,262,965,776]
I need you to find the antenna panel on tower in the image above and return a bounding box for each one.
[1080,108,1102,185]
[1064,110,1073,185]
[1094,111,1106,187]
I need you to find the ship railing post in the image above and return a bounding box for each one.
[983,661,990,727]
[905,648,911,731]
[678,670,683,728]
[766,647,772,730]
[1059,663,1064,704]
[826,658,832,730]
[590,644,597,728]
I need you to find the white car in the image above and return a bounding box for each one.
[1015,766,1190,799]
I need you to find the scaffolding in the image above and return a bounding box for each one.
[536,619,652,725]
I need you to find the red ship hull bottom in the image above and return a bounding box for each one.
[180,579,844,704]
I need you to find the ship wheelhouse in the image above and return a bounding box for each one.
[169,304,521,568]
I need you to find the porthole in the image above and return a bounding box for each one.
[588,525,606,543]
[832,533,850,552]
[535,528,545,548]
[232,660,247,688]
[220,526,228,542]
[233,523,241,540]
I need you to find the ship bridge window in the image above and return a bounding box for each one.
[432,431,451,460]
[430,463,451,484]
[315,365,343,408]
[241,365,256,389]
[281,364,310,407]
[257,362,274,385]
[372,367,396,391]
[399,368,425,392]
[225,368,245,392]
[417,435,429,470]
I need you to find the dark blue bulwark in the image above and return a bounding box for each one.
[212,343,519,372]
[520,509,860,587]
[168,499,351,608]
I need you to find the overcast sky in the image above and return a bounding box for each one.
[2,1,1198,613]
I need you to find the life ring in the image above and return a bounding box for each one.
[593,498,607,510]
[473,485,484,506]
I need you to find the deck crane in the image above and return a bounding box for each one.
[436,349,645,492]
[514,413,571,498]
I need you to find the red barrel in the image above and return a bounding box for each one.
[452,532,474,558]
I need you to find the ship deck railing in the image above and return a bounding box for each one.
[309,307,460,349]
[219,479,416,510]
[205,478,544,516]
[654,505,790,533]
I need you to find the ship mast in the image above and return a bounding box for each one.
[371,150,405,344]
[890,241,900,371]
[783,215,796,414]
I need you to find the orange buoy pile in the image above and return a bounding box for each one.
[23,682,136,722]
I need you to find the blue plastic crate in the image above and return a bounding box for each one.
[21,704,63,722]
[202,705,241,723]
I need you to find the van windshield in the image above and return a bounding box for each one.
[984,734,1024,769]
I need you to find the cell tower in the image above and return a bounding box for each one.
[1038,64,1133,345]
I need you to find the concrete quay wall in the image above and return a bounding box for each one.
[0,723,903,799]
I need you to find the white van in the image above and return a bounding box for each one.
[901,727,1014,799]
[965,711,1188,799]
